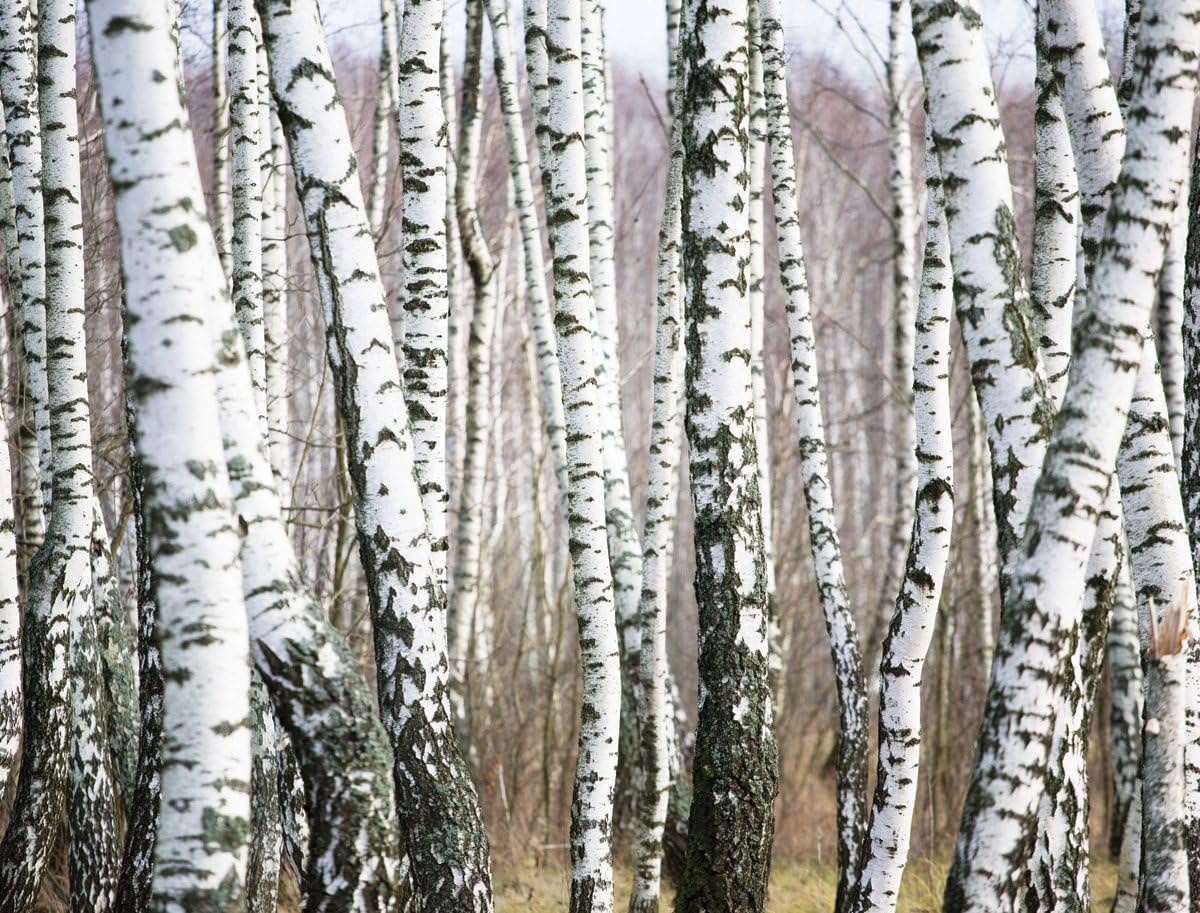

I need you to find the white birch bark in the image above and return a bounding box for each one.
[0,123,19,792]
[367,0,399,238]
[212,0,232,278]
[256,0,495,906]
[228,0,267,425]
[85,0,255,906]
[911,0,1051,597]
[397,0,450,585]
[449,0,500,734]
[578,2,646,804]
[760,3,867,907]
[0,315,17,796]
[482,0,569,506]
[260,85,290,492]
[1108,551,1143,857]
[675,3,778,913]
[0,0,52,515]
[531,1,621,909]
[874,0,918,648]
[930,0,1200,907]
[629,43,685,913]
[1117,339,1193,913]
[852,130,954,913]
[205,203,405,913]
[967,392,996,684]
[1180,103,1200,907]
[1157,182,1187,471]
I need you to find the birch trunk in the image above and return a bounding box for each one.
[207,273,404,912]
[112,448,162,913]
[930,0,1200,907]
[259,80,289,489]
[629,43,685,913]
[367,0,398,238]
[578,0,646,824]
[0,0,52,515]
[1108,553,1143,858]
[212,0,233,278]
[874,0,917,647]
[0,328,17,796]
[481,0,569,506]
[1156,187,1186,470]
[450,0,500,737]
[398,0,450,586]
[0,125,19,790]
[87,0,257,907]
[1181,99,1200,907]
[228,0,268,424]
[1117,339,1193,913]
[851,130,954,913]
[256,0,495,907]
[675,3,778,912]
[760,3,867,907]
[531,1,621,909]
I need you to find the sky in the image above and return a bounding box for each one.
[171,0,1128,104]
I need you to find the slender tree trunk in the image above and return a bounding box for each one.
[0,125,19,792]
[256,0,495,908]
[1180,95,1200,909]
[367,0,398,238]
[0,0,52,516]
[112,445,162,913]
[851,128,954,913]
[760,3,866,908]
[674,3,778,912]
[1117,339,1192,913]
[91,502,139,818]
[1108,551,1143,859]
[260,66,289,490]
[482,0,569,507]
[86,0,256,906]
[449,0,499,740]
[530,1,622,909]
[873,0,917,658]
[578,0,646,830]
[212,0,232,278]
[628,38,685,913]
[398,0,450,589]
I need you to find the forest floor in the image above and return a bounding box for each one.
[491,857,1121,912]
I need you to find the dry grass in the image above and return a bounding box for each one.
[492,857,1121,913]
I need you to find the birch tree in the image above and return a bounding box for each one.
[256,0,495,907]
[397,0,450,587]
[851,130,953,913]
[629,39,685,913]
[920,0,1200,906]
[0,0,52,514]
[874,0,917,641]
[760,2,867,906]
[481,0,569,503]
[1117,339,1192,913]
[0,339,17,797]
[1181,98,1200,906]
[86,0,256,907]
[528,0,622,908]
[449,0,501,732]
[674,3,778,912]
[367,0,399,237]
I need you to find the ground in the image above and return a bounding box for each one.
[490,858,1121,912]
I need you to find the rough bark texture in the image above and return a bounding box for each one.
[629,37,685,913]
[1117,339,1193,913]
[530,1,622,911]
[674,3,779,912]
[851,130,954,913]
[929,0,1200,908]
[86,0,256,906]
[760,2,866,908]
[256,0,495,908]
